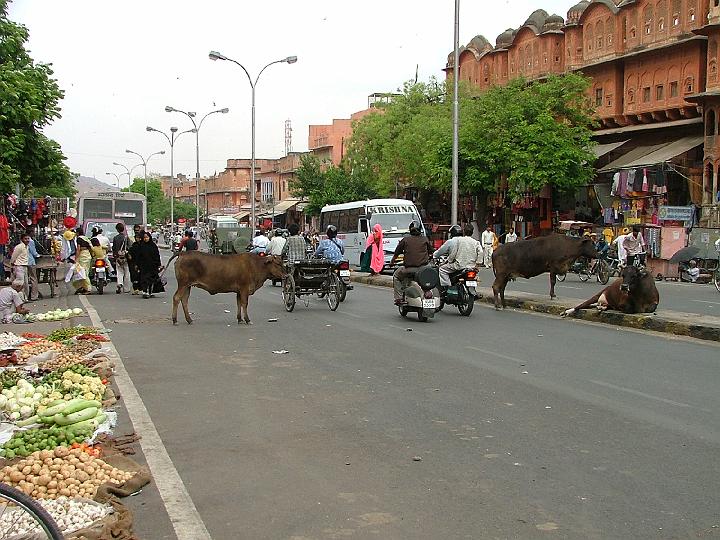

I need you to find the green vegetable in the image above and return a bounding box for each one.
[46,327,100,342]
[53,407,98,426]
[15,414,40,427]
[1,424,93,457]
[62,399,101,416]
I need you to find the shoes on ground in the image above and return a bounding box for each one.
[116,286,122,294]
[142,293,149,299]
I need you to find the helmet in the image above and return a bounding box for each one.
[409,220,422,235]
[326,225,337,238]
[449,225,462,238]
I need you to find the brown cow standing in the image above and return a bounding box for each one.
[491,235,598,309]
[171,252,284,325]
[562,265,659,317]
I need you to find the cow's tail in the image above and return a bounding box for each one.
[162,253,179,276]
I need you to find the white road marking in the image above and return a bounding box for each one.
[466,346,525,364]
[691,300,720,306]
[79,295,211,540]
[557,285,584,290]
[589,379,692,408]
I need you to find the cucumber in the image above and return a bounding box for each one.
[16,415,40,427]
[66,417,101,435]
[61,399,101,416]
[53,407,98,426]
[41,398,83,417]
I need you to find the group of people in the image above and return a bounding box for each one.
[113,224,163,299]
[248,225,348,264]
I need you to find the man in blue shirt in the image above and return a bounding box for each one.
[314,225,345,263]
[26,232,40,301]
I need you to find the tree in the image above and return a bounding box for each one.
[0,0,73,195]
[122,177,197,224]
[346,74,596,201]
[290,155,382,215]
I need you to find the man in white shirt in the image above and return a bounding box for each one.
[505,227,518,243]
[480,226,497,268]
[612,228,630,266]
[9,235,30,300]
[251,230,270,254]
[267,229,287,256]
[0,280,30,323]
[622,226,646,266]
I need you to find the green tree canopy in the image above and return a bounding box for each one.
[0,0,73,195]
[122,177,196,224]
[289,155,383,215]
[346,73,596,201]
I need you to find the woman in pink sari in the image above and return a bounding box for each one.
[365,224,384,275]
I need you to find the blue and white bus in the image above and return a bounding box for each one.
[319,199,426,268]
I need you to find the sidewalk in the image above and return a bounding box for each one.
[351,272,720,342]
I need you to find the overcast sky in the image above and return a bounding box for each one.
[10,0,570,187]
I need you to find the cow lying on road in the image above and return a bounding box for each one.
[562,265,659,317]
[171,252,284,325]
[491,235,598,309]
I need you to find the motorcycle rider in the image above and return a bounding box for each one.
[433,224,482,295]
[390,220,433,306]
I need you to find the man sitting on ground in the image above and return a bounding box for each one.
[0,280,30,323]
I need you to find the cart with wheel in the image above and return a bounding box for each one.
[34,255,59,298]
[282,258,342,312]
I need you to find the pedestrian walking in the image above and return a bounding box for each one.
[136,231,162,299]
[26,231,40,301]
[504,227,518,243]
[71,236,92,294]
[481,226,497,268]
[127,231,144,294]
[365,224,384,275]
[112,223,132,294]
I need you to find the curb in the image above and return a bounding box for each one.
[351,274,720,343]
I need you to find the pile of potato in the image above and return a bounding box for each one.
[0,446,135,500]
[39,350,88,372]
[19,340,64,361]
[66,340,102,357]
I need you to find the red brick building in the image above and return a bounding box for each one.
[448,0,720,231]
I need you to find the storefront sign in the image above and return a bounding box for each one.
[658,206,693,222]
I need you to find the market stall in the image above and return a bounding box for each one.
[0,324,150,538]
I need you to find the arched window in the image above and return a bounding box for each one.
[596,20,604,49]
[672,0,681,26]
[607,16,615,46]
[704,163,714,197]
[586,24,594,51]
[644,5,654,37]
[657,0,668,31]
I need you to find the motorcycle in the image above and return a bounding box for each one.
[437,266,478,316]
[397,265,441,322]
[317,260,353,301]
[90,258,109,295]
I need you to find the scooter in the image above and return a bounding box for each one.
[397,265,441,322]
[438,267,478,316]
[90,258,109,295]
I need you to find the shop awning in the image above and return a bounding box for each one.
[598,136,703,172]
[620,135,704,168]
[257,199,302,217]
[233,211,250,220]
[593,140,629,158]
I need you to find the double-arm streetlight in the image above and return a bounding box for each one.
[146,126,194,233]
[105,172,120,188]
[112,161,144,189]
[164,106,229,225]
[209,51,297,234]
[124,149,166,200]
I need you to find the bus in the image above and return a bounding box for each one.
[320,199,426,268]
[76,191,147,228]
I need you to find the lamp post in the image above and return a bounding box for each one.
[105,172,120,188]
[164,106,229,225]
[146,126,194,234]
[124,149,166,200]
[451,0,460,226]
[112,162,143,189]
[209,50,297,235]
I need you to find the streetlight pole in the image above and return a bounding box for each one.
[164,106,229,225]
[112,162,144,189]
[105,172,121,188]
[146,126,194,234]
[451,0,460,226]
[209,50,297,235]
[125,149,166,201]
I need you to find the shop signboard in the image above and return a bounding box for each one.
[658,206,693,222]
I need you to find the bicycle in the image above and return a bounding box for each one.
[0,482,63,539]
[714,263,720,293]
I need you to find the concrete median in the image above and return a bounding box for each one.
[351,272,720,343]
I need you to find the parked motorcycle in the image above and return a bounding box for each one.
[90,258,109,295]
[437,267,478,316]
[397,265,441,322]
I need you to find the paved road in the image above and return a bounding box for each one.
[471,267,720,316]
[86,259,720,539]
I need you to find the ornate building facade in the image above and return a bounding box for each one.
[447,0,720,228]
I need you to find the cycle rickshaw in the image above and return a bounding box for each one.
[281,258,342,312]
